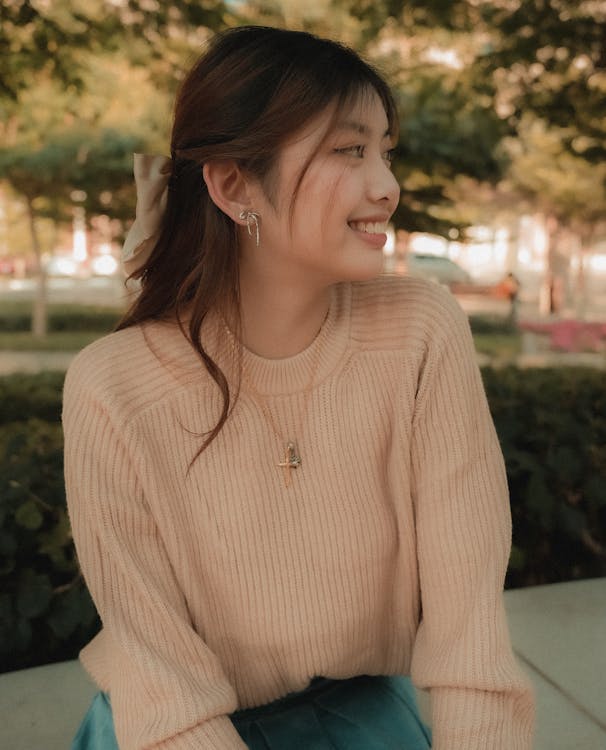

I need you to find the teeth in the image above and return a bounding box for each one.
[349,221,387,234]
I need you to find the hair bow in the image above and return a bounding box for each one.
[122,153,171,275]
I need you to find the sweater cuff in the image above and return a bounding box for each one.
[430,687,535,750]
[156,714,248,750]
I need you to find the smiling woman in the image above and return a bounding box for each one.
[62,25,535,750]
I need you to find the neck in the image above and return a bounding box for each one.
[237,275,332,359]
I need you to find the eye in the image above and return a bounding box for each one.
[335,145,365,158]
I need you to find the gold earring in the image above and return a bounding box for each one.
[239,209,261,247]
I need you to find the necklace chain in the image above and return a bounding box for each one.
[243,335,323,488]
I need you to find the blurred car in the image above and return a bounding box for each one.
[404,253,473,287]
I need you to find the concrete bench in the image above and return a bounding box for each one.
[0,659,96,750]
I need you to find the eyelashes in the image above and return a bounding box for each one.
[334,145,395,164]
[334,145,365,158]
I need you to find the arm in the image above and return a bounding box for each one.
[63,370,247,750]
[409,292,535,749]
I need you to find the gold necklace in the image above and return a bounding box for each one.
[241,324,325,489]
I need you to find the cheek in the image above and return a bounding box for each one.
[284,160,352,244]
[308,171,351,234]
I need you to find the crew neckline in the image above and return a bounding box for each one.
[141,282,352,397]
[223,282,351,396]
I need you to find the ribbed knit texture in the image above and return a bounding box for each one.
[63,275,535,750]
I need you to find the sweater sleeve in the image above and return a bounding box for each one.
[409,291,535,749]
[63,367,247,750]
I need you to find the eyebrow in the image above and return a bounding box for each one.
[335,120,392,139]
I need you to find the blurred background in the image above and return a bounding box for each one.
[0,4,605,745]
[1,0,606,328]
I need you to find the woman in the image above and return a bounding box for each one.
[64,25,535,750]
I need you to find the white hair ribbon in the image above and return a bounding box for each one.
[122,153,171,275]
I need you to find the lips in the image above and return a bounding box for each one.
[347,218,389,250]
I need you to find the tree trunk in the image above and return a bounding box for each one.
[574,228,594,321]
[574,247,587,320]
[25,197,48,337]
[539,215,567,317]
[505,218,519,273]
[539,215,555,316]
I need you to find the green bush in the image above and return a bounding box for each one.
[482,366,606,588]
[1,367,605,672]
[469,314,518,335]
[0,372,65,425]
[0,303,122,333]
[0,418,99,673]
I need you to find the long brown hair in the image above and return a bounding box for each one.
[117,25,398,456]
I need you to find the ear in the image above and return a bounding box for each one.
[202,161,254,223]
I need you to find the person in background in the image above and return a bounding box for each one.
[63,25,535,750]
[499,271,521,324]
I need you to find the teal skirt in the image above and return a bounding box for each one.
[72,674,432,749]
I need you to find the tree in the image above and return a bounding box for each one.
[0,53,169,334]
[1,1,237,335]
[501,113,606,314]
[0,129,145,335]
[0,0,229,100]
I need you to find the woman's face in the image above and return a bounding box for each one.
[245,90,401,286]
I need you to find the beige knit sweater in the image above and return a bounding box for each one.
[63,275,534,750]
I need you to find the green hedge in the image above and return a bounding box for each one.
[0,416,99,673]
[1,367,605,672]
[0,303,122,333]
[469,314,518,335]
[483,366,606,588]
[0,372,65,425]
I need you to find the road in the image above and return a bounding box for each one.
[0,276,133,308]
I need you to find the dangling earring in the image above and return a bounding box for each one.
[239,209,261,247]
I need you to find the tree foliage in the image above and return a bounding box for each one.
[1,0,605,242]
[0,412,101,672]
[0,45,174,236]
[0,0,229,100]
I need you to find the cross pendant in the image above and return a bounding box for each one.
[277,441,301,488]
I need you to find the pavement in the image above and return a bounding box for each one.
[0,275,132,308]
[505,579,606,750]
[0,578,604,750]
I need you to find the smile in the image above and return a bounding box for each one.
[348,220,388,234]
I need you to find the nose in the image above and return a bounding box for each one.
[367,157,400,214]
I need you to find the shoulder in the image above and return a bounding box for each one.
[63,321,196,423]
[63,327,146,418]
[350,274,469,350]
